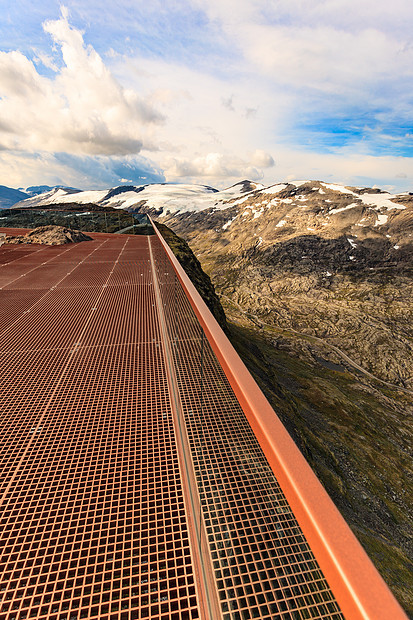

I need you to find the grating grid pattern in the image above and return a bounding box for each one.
[0,233,200,620]
[150,236,344,620]
[1,228,346,620]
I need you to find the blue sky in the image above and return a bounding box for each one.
[0,0,412,191]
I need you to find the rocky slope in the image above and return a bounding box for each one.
[2,225,92,245]
[155,222,227,331]
[226,315,412,616]
[160,180,413,391]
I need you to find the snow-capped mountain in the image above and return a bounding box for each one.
[25,185,80,197]
[7,177,413,269]
[0,184,82,208]
[12,180,413,231]
[11,180,268,214]
[150,180,413,256]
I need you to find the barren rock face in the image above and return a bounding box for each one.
[159,181,413,390]
[4,225,92,245]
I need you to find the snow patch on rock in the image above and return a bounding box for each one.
[222,216,237,230]
[261,184,288,195]
[329,202,359,215]
[375,214,389,227]
[359,194,406,211]
[321,183,357,196]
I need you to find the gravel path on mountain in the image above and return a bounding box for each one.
[221,294,413,397]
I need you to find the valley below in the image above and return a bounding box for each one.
[224,309,413,616]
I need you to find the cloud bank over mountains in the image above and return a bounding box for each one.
[0,1,412,190]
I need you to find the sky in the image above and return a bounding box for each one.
[0,0,413,191]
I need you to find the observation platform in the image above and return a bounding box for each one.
[0,225,406,620]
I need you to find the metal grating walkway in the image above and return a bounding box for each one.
[0,229,407,620]
[1,235,199,620]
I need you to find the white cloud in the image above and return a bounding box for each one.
[111,52,280,183]
[191,0,413,114]
[222,95,235,111]
[163,152,263,183]
[32,50,59,72]
[243,25,412,104]
[0,151,165,189]
[0,8,279,188]
[0,8,163,157]
[1,1,412,191]
[269,147,413,192]
[250,150,275,168]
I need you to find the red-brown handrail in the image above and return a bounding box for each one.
[151,219,408,620]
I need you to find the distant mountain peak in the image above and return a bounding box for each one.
[25,185,80,197]
[226,180,265,193]
[4,180,412,229]
[0,186,30,209]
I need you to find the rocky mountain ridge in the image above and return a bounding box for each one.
[0,184,81,208]
[158,180,413,390]
[10,177,413,224]
[0,185,30,208]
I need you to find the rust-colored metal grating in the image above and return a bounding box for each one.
[0,233,200,620]
[1,228,407,620]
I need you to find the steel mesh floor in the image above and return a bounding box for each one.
[0,234,200,620]
[1,231,343,620]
